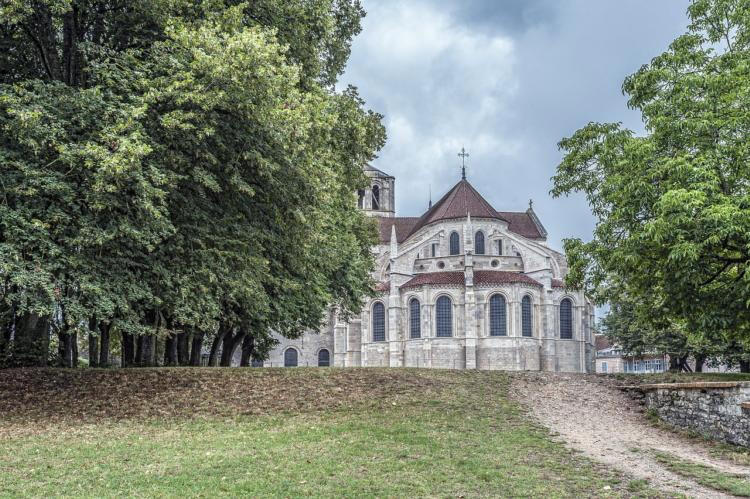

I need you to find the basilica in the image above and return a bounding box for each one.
[262,162,596,372]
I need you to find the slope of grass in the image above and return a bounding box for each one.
[0,368,657,497]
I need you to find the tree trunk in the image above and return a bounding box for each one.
[135,335,144,365]
[240,334,255,367]
[680,355,692,373]
[694,354,706,373]
[740,360,750,373]
[177,331,189,365]
[190,331,204,366]
[208,326,227,367]
[164,334,177,366]
[71,331,78,367]
[220,329,246,367]
[122,331,134,367]
[57,329,74,368]
[668,355,680,372]
[15,312,50,366]
[141,335,155,367]
[99,322,111,367]
[88,318,98,368]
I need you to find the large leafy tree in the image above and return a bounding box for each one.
[0,0,383,367]
[552,0,750,365]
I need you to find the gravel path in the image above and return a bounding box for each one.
[510,372,750,498]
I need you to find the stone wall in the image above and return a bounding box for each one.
[641,382,750,448]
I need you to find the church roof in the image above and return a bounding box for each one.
[401,270,542,289]
[407,180,505,237]
[364,164,394,178]
[375,179,546,243]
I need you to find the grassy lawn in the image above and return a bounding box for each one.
[0,368,649,498]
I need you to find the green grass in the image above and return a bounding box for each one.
[0,368,653,497]
[652,451,750,497]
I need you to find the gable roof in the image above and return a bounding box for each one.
[401,270,542,289]
[407,180,506,237]
[373,179,547,243]
[376,217,420,243]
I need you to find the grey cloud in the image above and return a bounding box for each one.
[342,0,691,251]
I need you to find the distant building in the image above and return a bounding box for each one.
[594,335,666,374]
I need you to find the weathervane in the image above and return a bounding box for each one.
[458,147,469,180]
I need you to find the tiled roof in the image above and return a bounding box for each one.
[551,278,566,288]
[595,335,611,352]
[376,217,420,243]
[374,281,390,293]
[496,211,545,240]
[374,179,547,243]
[401,272,466,289]
[474,271,543,287]
[407,180,506,237]
[401,271,542,289]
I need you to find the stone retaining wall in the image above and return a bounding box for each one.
[638,382,750,447]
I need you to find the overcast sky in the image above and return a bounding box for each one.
[340,0,691,252]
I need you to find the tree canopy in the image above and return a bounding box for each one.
[0,0,384,367]
[552,0,750,364]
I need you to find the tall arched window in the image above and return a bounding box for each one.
[436,296,453,337]
[475,231,485,255]
[560,298,573,339]
[449,231,460,255]
[521,296,533,337]
[489,294,507,336]
[372,302,385,342]
[409,298,421,338]
[284,348,298,367]
[318,349,330,366]
[372,185,380,210]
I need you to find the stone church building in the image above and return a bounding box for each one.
[262,163,596,372]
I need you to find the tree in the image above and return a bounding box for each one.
[0,0,383,367]
[552,0,750,360]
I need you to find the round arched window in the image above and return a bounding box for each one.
[436,296,453,337]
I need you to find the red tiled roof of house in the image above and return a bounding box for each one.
[374,281,390,293]
[595,335,611,351]
[401,271,542,289]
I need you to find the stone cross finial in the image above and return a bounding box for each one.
[528,198,533,210]
[458,147,469,180]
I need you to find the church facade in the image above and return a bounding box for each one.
[263,164,596,372]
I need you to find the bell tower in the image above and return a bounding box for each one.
[358,164,395,217]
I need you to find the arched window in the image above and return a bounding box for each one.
[372,302,385,342]
[251,358,263,367]
[357,189,365,209]
[475,231,485,255]
[372,185,380,210]
[449,231,460,255]
[521,296,533,337]
[489,294,507,336]
[318,349,330,367]
[284,348,298,367]
[436,296,452,337]
[560,298,573,339]
[409,298,421,338]
[496,239,503,255]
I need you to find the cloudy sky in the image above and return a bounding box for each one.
[340,0,691,251]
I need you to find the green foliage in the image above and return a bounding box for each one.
[552,0,750,347]
[0,0,383,366]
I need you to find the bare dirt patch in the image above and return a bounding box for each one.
[0,367,440,434]
[510,372,750,498]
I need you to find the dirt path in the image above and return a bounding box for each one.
[510,373,750,499]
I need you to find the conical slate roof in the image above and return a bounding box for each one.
[406,179,508,237]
